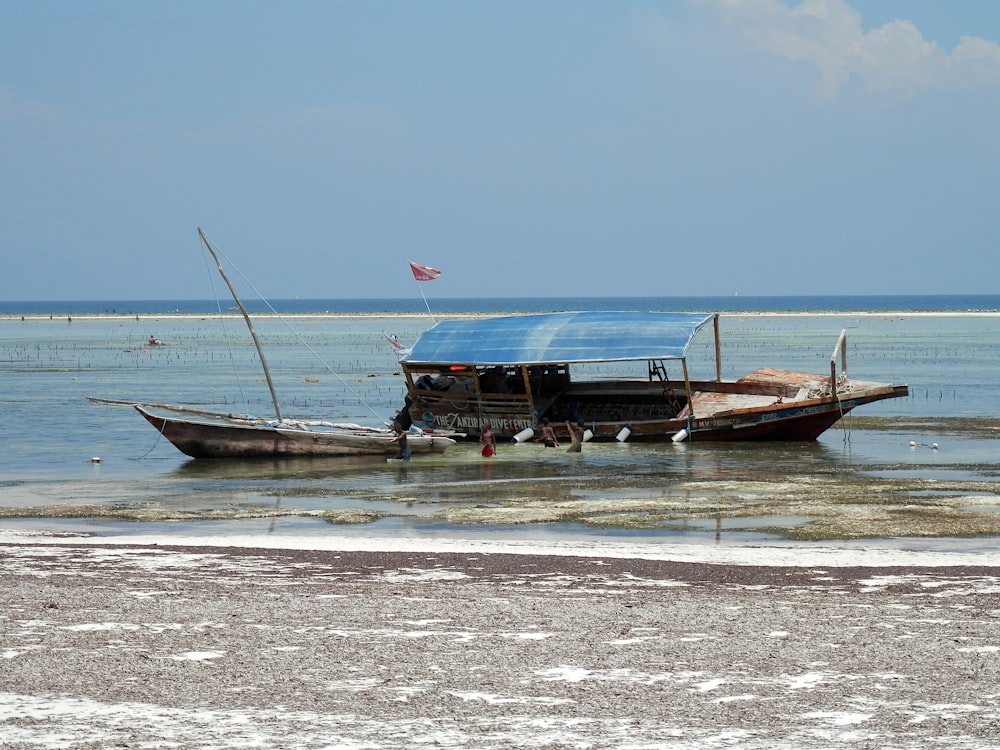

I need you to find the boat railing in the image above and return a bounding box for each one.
[830,329,848,385]
[413,389,533,416]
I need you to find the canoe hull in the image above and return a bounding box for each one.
[137,407,455,459]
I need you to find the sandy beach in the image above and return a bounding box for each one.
[2,534,999,749]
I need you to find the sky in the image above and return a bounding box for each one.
[2,0,999,301]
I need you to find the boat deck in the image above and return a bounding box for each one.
[682,368,826,418]
[686,391,784,418]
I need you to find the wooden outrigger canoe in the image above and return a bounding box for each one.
[89,229,457,460]
[86,398,456,459]
[133,404,455,459]
[394,311,909,444]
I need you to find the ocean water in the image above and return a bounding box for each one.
[1,296,999,549]
[4,293,1000,317]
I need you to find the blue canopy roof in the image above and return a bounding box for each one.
[402,311,716,366]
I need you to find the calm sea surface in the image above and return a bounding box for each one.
[4,293,1000,317]
[2,296,999,550]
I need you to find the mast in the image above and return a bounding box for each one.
[197,227,283,421]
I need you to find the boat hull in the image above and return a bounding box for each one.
[678,391,904,442]
[137,407,455,459]
[400,377,908,444]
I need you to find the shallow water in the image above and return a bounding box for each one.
[1,311,999,549]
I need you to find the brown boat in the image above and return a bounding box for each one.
[395,311,909,444]
[132,404,455,459]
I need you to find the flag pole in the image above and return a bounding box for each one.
[416,281,435,322]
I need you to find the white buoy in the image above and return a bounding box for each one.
[615,427,631,442]
[511,428,534,444]
[671,429,689,443]
[582,429,594,442]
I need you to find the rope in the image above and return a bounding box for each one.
[804,375,853,443]
[198,233,386,425]
[133,413,169,460]
[832,375,851,443]
[201,241,251,414]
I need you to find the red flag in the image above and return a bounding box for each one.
[409,261,441,281]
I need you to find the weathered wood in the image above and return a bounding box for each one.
[136,406,454,459]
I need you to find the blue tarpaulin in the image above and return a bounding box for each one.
[402,311,716,366]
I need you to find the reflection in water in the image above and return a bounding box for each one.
[171,454,399,481]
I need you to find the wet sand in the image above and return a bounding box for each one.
[2,540,999,749]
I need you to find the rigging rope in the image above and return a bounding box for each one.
[198,232,386,424]
[133,411,169,460]
[201,240,251,415]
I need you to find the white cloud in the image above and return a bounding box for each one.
[696,0,1000,95]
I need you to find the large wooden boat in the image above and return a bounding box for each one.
[395,311,909,443]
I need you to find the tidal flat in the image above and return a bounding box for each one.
[2,421,999,547]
